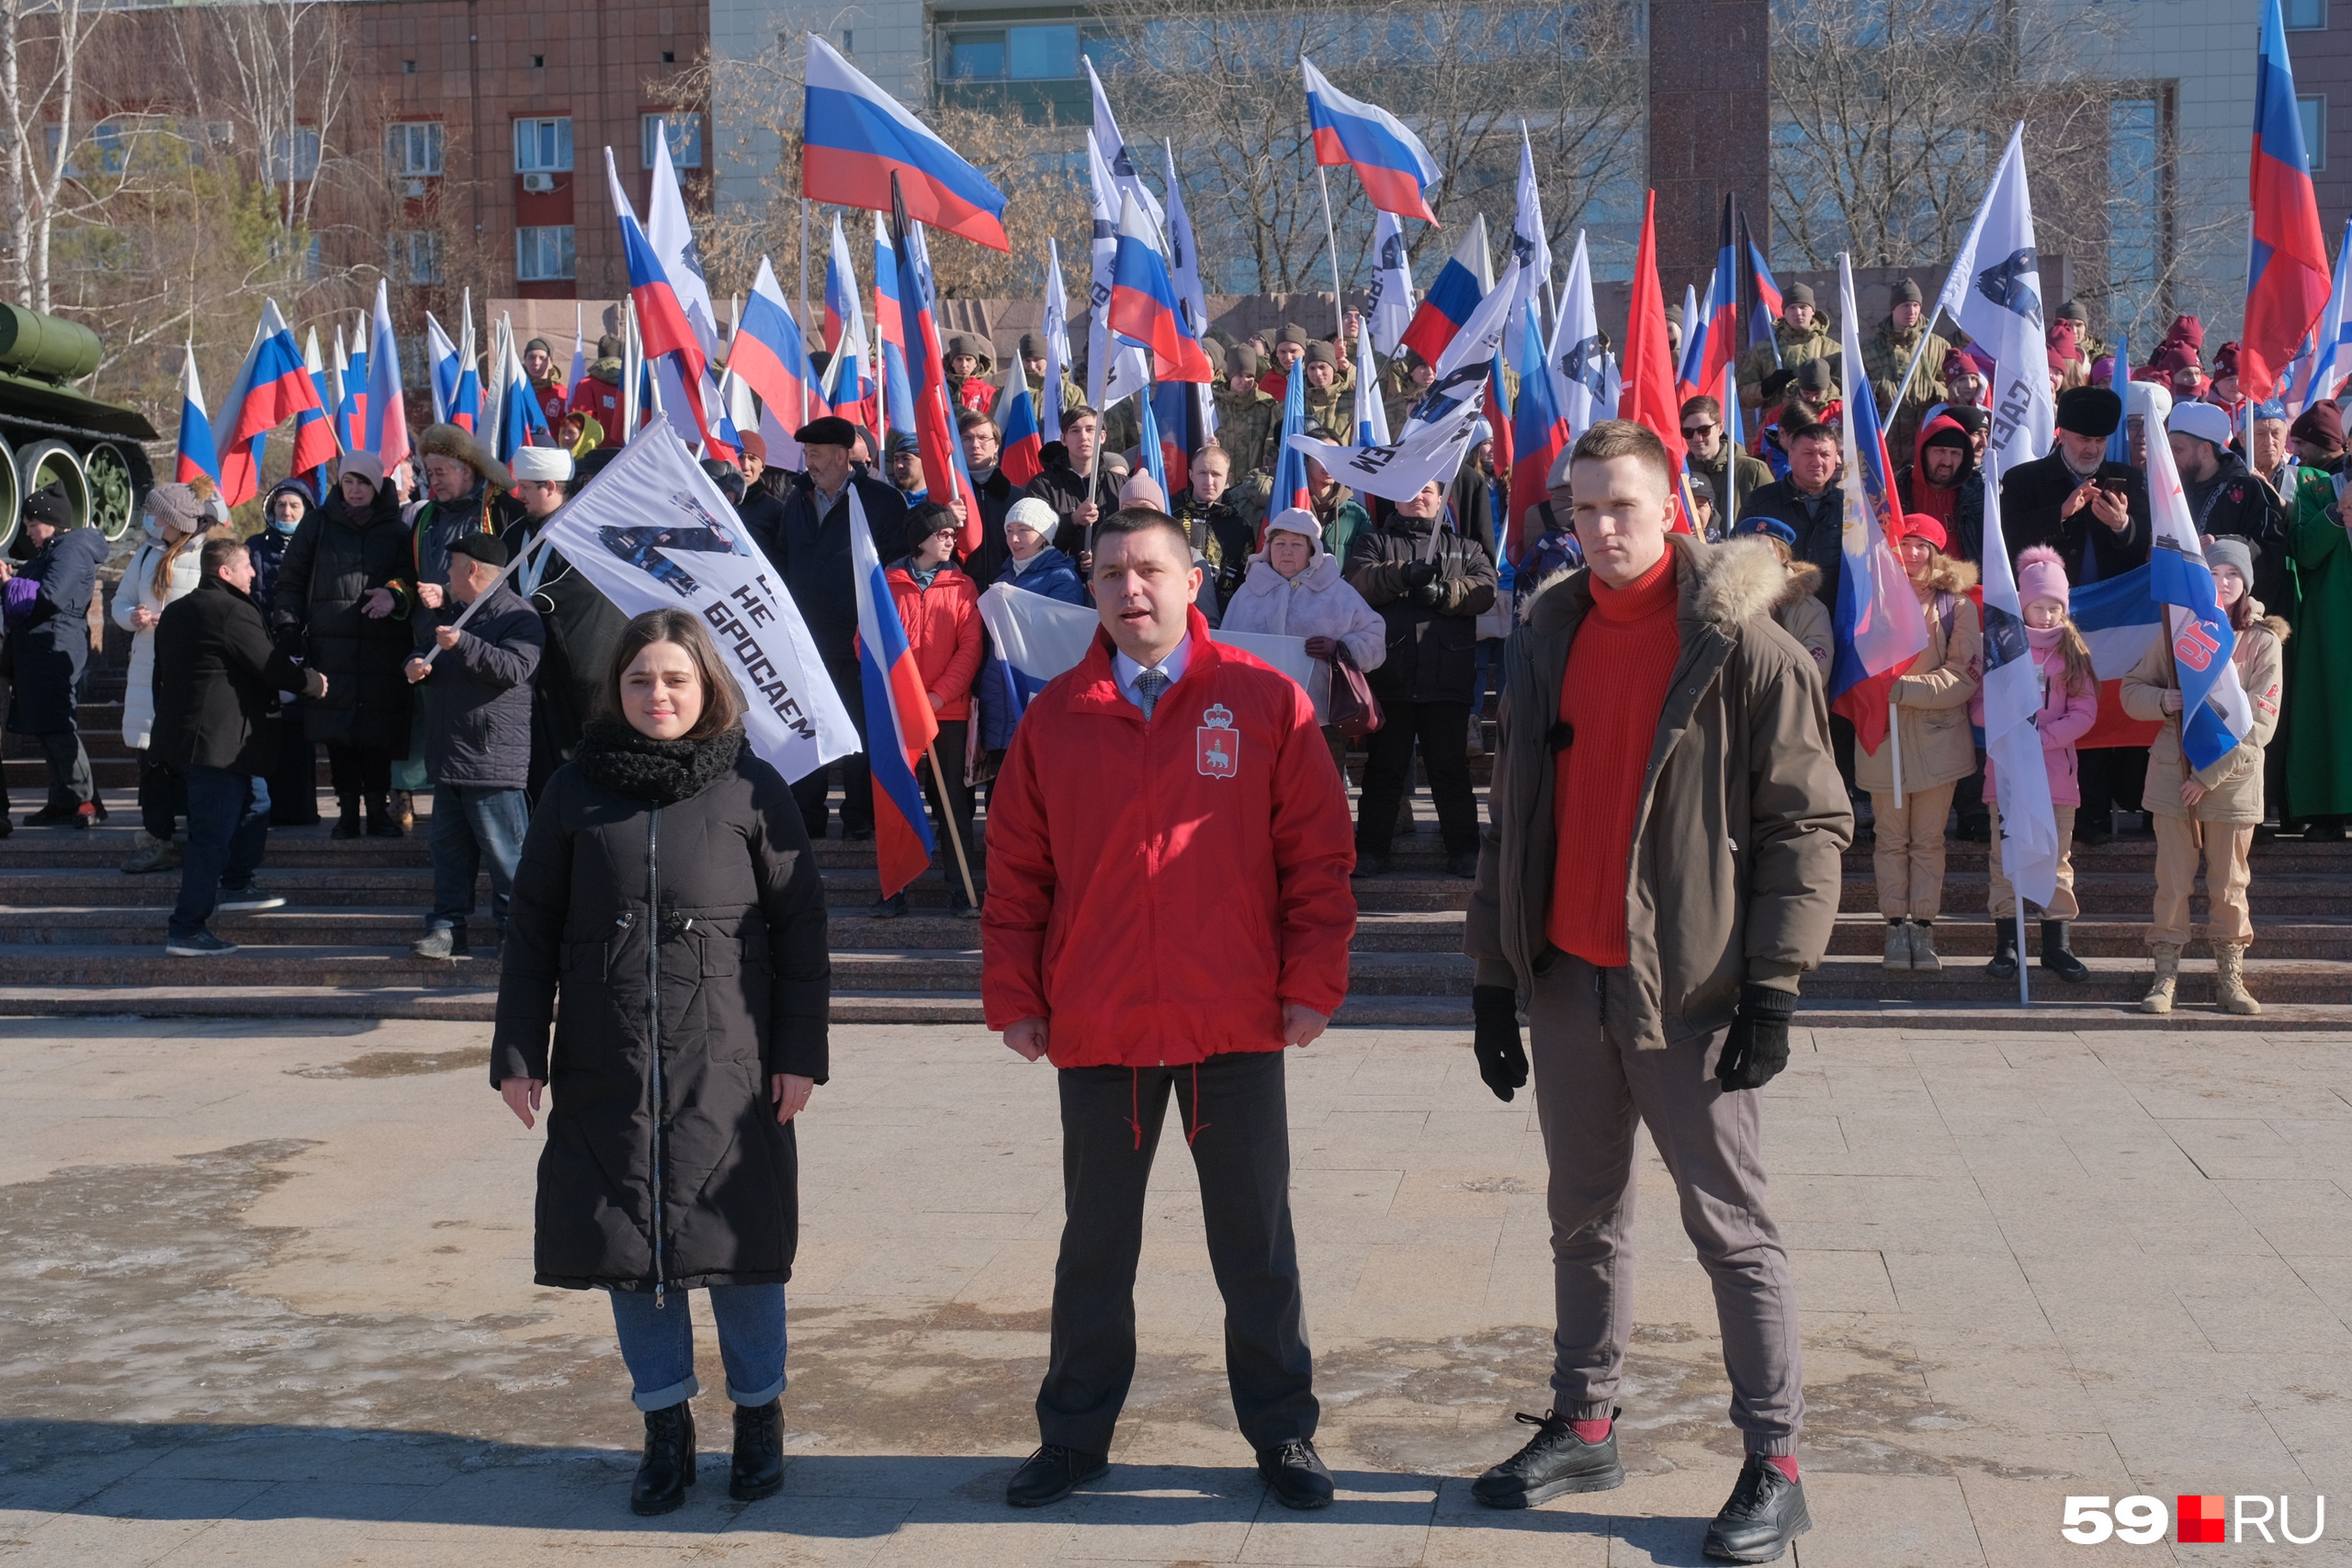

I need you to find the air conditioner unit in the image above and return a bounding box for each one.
[403,178,425,198]
[521,171,555,193]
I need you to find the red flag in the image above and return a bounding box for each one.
[1619,192,1691,533]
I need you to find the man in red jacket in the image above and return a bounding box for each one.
[982,506,1356,1514]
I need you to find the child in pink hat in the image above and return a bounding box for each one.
[1974,545,2099,981]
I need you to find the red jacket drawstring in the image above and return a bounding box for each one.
[1125,1066,1143,1151]
[1183,1062,1212,1146]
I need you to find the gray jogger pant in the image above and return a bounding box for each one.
[1529,955,1804,1456]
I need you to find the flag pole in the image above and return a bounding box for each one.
[1315,164,1346,341]
[926,742,979,908]
[413,535,554,671]
[798,197,813,426]
[1889,699,1905,809]
[2018,901,2031,1007]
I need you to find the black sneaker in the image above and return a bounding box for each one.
[1351,852,1391,879]
[1444,851,1480,879]
[21,804,79,828]
[216,885,287,912]
[1004,1444,1106,1508]
[869,892,908,919]
[1702,1455,1811,1562]
[165,931,238,957]
[1256,1438,1335,1510]
[1472,1408,1624,1508]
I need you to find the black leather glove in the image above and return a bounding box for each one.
[1412,581,1445,607]
[1400,559,1440,591]
[1716,983,1798,1091]
[1471,985,1529,1102]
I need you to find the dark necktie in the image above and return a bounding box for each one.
[1135,666,1170,720]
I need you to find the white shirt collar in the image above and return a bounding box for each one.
[1111,633,1191,715]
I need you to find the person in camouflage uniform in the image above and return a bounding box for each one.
[1847,278,1951,427]
[1737,281,1836,412]
[1215,345,1280,475]
[1300,342,1348,436]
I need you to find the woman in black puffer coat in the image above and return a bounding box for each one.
[269,453,413,836]
[492,607,829,1518]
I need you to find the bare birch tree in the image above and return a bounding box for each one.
[1,0,107,311]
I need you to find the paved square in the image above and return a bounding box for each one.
[0,1017,2346,1565]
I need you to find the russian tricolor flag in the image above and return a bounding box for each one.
[2144,407,2258,772]
[847,483,940,900]
[2066,565,2165,750]
[364,279,410,475]
[342,317,368,451]
[1108,193,1214,383]
[804,34,1010,252]
[889,186,986,555]
[998,351,1045,488]
[1401,215,1489,367]
[174,342,220,487]
[822,212,858,355]
[219,299,335,507]
[874,214,919,438]
[2245,0,2333,400]
[495,333,552,463]
[1826,254,1928,753]
[732,257,825,436]
[608,149,712,446]
[1749,242,1784,344]
[1507,302,1568,566]
[1301,55,1441,224]
[1674,281,1707,405]
[1269,351,1313,517]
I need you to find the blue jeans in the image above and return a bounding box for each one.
[428,784,530,931]
[171,766,270,940]
[608,1285,787,1411]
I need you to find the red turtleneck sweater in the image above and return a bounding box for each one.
[1546,549,1682,967]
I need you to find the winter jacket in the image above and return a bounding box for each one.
[993,545,1088,606]
[1689,442,1775,528]
[1743,478,1847,610]
[250,482,316,605]
[1023,462,1122,559]
[1219,531,1389,721]
[1855,558,1984,794]
[2286,474,2352,818]
[112,533,205,750]
[1308,482,1372,565]
[2186,452,2294,615]
[1896,412,1986,562]
[1214,385,1278,473]
[492,728,830,1292]
[415,582,544,790]
[2,525,107,736]
[1739,312,1837,402]
[507,513,633,776]
[961,466,1018,590]
[885,562,984,721]
[761,472,908,666]
[980,608,1356,1064]
[270,480,416,754]
[1466,534,1851,1039]
[2120,606,2289,824]
[1998,455,2152,581]
[569,359,626,446]
[1343,506,1498,705]
[1976,640,2098,807]
[1172,490,1257,607]
[150,575,327,774]
[412,479,523,590]
[1844,317,1952,423]
[1772,559,1834,676]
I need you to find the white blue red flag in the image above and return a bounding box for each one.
[1083,132,1151,412]
[1828,254,1928,752]
[1507,301,1569,564]
[2067,565,2166,749]
[175,341,220,486]
[1933,125,2053,463]
[2143,410,2257,772]
[1038,238,1073,441]
[453,304,481,433]
[607,148,712,446]
[848,483,941,899]
[300,327,339,491]
[1109,192,1214,383]
[218,299,334,507]
[874,213,919,439]
[494,329,552,463]
[999,350,1045,488]
[822,212,858,356]
[889,186,987,554]
[1301,55,1441,223]
[364,279,409,473]
[2246,0,2332,400]
[426,312,459,426]
[803,34,1009,252]
[1975,455,2061,911]
[1270,353,1313,514]
[343,316,368,448]
[732,257,825,445]
[1401,214,1489,367]
[566,302,587,400]
[2292,218,2352,412]
[1675,280,1707,403]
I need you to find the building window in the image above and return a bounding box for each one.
[2287,0,2324,28]
[641,113,703,169]
[265,127,321,182]
[517,224,576,281]
[2302,94,2327,168]
[941,22,1090,81]
[514,117,573,174]
[389,120,444,176]
[396,231,442,285]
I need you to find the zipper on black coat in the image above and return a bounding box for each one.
[646,807,667,1308]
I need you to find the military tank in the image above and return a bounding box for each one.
[0,303,156,556]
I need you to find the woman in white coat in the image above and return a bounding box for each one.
[1218,506,1387,777]
[110,483,211,873]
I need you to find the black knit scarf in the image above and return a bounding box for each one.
[575,721,744,806]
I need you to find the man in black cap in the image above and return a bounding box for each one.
[1848,277,1951,430]
[886,433,927,503]
[1998,385,2149,581]
[2,486,109,828]
[521,336,568,429]
[1260,322,1311,404]
[945,333,997,415]
[2001,386,2154,844]
[1216,345,1278,474]
[1739,281,1835,410]
[763,414,910,840]
[1299,341,1345,434]
[403,530,543,960]
[1020,332,1082,413]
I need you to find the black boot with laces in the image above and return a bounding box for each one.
[1471,1407,1624,1507]
[1702,1453,1811,1562]
[630,1402,695,1517]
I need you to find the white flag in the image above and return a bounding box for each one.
[1085,131,1151,410]
[1976,451,2062,911]
[646,125,721,355]
[1367,210,1415,356]
[537,429,858,783]
[1295,258,1522,502]
[1508,124,1551,316]
[1555,233,1609,437]
[1040,238,1073,439]
[1933,123,2055,462]
[1087,59,1166,239]
[1352,316,1390,446]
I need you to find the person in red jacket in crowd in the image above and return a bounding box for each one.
[569,334,627,447]
[982,505,1356,1515]
[876,502,984,919]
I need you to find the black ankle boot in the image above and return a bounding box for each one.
[364,795,403,838]
[729,1399,785,1501]
[630,1402,695,1516]
[331,800,362,840]
[2041,919,2090,983]
[1985,921,2019,981]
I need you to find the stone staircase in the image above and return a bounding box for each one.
[5,701,2348,1030]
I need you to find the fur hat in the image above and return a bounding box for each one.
[2054,385,2123,439]
[2016,544,2069,611]
[418,422,511,491]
